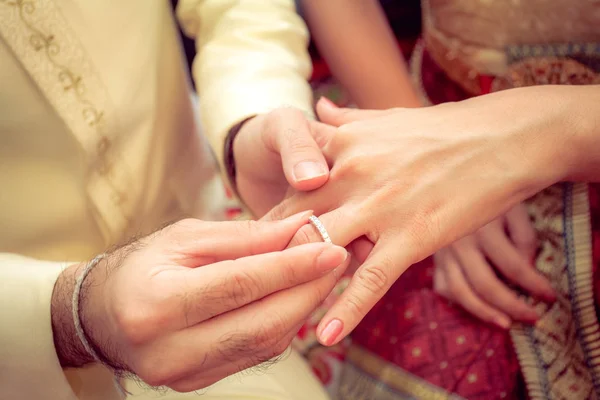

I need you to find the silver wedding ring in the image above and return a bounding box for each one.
[308,215,332,244]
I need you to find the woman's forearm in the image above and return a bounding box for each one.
[561,85,600,183]
[301,0,421,109]
[521,84,600,185]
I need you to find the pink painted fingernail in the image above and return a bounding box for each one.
[494,316,511,330]
[524,310,540,324]
[293,162,327,182]
[319,96,338,109]
[543,289,557,303]
[319,319,343,346]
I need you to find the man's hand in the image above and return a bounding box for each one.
[434,203,556,329]
[234,108,330,216]
[51,213,349,392]
[264,88,571,346]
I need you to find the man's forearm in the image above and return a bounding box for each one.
[51,263,94,368]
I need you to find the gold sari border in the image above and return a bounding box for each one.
[567,183,600,387]
[511,183,600,399]
[342,345,464,400]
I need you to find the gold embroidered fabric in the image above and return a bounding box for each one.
[420,0,600,94]
[0,0,132,240]
[510,183,600,400]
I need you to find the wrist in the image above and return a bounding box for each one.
[224,116,256,199]
[517,85,600,186]
[557,85,600,182]
[484,86,596,200]
[51,255,124,371]
[51,263,94,368]
[230,115,263,203]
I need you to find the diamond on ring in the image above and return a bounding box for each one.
[308,215,332,244]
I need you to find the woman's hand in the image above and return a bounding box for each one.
[265,87,580,346]
[433,203,556,329]
[52,213,349,392]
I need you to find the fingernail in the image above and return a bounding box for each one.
[543,288,557,302]
[319,96,337,109]
[284,210,313,222]
[524,310,540,323]
[319,319,343,346]
[293,161,327,182]
[494,316,511,330]
[317,246,348,273]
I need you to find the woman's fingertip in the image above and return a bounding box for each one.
[318,319,343,346]
[493,315,512,330]
[318,96,337,109]
[316,245,348,272]
[544,289,557,303]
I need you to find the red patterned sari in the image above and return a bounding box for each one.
[295,1,600,399]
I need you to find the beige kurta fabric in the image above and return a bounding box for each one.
[0,0,324,399]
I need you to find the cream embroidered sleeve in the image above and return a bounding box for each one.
[0,254,79,399]
[176,0,315,175]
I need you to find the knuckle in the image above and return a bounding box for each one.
[252,314,289,350]
[136,359,176,387]
[231,221,262,254]
[169,383,194,394]
[266,203,286,222]
[261,341,290,363]
[290,224,317,247]
[266,196,299,222]
[279,256,301,286]
[284,129,316,152]
[164,218,206,248]
[265,108,305,140]
[228,269,259,307]
[170,377,217,393]
[236,219,258,237]
[402,205,443,261]
[331,153,367,180]
[268,342,291,362]
[312,283,330,306]
[274,341,291,358]
[113,306,156,346]
[357,265,389,294]
[172,218,200,234]
[343,290,367,316]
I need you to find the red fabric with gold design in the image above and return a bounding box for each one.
[352,259,522,399]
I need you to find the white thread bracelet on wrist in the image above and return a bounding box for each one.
[72,254,129,397]
[72,253,106,363]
